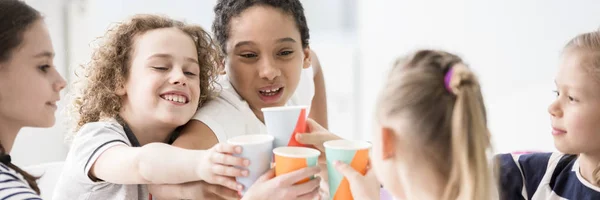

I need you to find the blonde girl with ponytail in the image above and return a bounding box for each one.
[330,49,496,200]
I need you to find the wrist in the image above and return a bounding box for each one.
[195,150,208,180]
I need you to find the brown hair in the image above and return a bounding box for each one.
[70,14,221,132]
[377,50,493,200]
[564,29,600,185]
[0,0,42,194]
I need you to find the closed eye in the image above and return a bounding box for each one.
[152,66,169,71]
[184,71,197,76]
[240,53,258,58]
[278,50,294,56]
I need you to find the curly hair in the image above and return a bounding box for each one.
[212,0,310,54]
[70,14,221,132]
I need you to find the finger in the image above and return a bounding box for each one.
[289,177,321,196]
[333,161,361,181]
[211,164,249,177]
[295,185,321,200]
[213,143,242,154]
[364,168,379,184]
[296,132,326,146]
[210,175,243,191]
[256,168,276,182]
[276,166,321,186]
[210,152,250,167]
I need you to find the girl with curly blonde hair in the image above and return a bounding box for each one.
[53,14,251,199]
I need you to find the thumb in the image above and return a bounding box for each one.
[334,161,361,182]
[295,131,322,146]
[305,118,326,132]
[256,168,275,183]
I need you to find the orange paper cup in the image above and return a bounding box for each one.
[273,146,320,184]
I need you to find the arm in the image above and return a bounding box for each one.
[148,181,239,200]
[171,120,219,150]
[90,143,204,184]
[91,142,246,187]
[308,50,329,129]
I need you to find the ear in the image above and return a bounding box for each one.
[381,127,397,160]
[115,83,126,96]
[219,59,226,75]
[302,47,312,69]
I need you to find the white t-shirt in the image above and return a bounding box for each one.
[192,67,315,142]
[53,119,150,200]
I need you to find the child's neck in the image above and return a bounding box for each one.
[399,161,446,200]
[118,112,176,146]
[0,118,20,153]
[579,152,600,186]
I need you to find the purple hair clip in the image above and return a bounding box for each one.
[444,67,454,93]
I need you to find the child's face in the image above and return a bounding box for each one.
[224,5,310,110]
[0,20,66,128]
[121,28,201,127]
[549,51,600,154]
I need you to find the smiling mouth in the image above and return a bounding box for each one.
[160,94,189,104]
[259,87,283,96]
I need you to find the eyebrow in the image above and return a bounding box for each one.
[276,37,296,44]
[233,37,297,49]
[33,51,54,58]
[148,53,198,64]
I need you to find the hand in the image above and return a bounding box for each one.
[296,118,342,153]
[198,143,250,191]
[149,181,239,200]
[242,167,321,200]
[334,161,380,200]
[296,118,341,197]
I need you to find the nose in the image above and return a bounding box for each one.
[258,57,280,81]
[548,99,562,118]
[170,67,187,86]
[53,72,66,92]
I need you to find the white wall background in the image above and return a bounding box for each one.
[357,0,600,153]
[12,0,600,166]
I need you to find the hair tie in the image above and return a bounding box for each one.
[0,154,11,164]
[444,67,454,93]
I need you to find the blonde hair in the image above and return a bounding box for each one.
[69,14,221,133]
[564,29,600,185]
[377,50,493,200]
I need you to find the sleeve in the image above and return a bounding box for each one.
[70,122,130,183]
[191,95,243,143]
[192,108,228,143]
[496,152,554,200]
[496,153,527,200]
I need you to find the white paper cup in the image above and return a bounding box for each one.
[227,134,274,194]
[261,105,308,148]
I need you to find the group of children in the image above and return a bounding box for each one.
[0,0,599,199]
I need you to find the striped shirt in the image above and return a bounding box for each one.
[497,152,600,200]
[0,163,41,200]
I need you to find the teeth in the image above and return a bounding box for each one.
[162,94,187,103]
[261,88,281,93]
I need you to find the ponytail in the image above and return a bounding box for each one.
[442,64,492,200]
[0,144,40,194]
[377,50,494,200]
